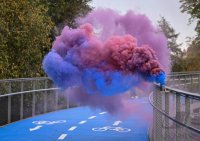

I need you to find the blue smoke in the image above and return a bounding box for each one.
[145,71,166,86]
[42,51,81,89]
[82,69,141,96]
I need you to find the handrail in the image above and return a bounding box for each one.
[0,71,199,82]
[165,85,200,99]
[0,88,59,98]
[154,83,200,99]
[170,71,200,75]
[149,92,200,134]
[167,73,200,77]
[0,77,48,82]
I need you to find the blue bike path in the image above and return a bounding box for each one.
[0,97,151,141]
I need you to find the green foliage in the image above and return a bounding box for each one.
[158,17,185,72]
[184,39,200,71]
[0,0,53,78]
[43,0,92,37]
[179,0,200,71]
[0,0,92,79]
[180,0,200,43]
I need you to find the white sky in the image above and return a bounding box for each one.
[89,0,197,49]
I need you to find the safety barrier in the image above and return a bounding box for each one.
[0,78,77,126]
[150,72,200,141]
[167,73,200,93]
[0,77,53,95]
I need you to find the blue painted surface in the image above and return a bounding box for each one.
[0,97,151,141]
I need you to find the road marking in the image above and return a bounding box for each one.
[113,121,122,126]
[32,120,66,125]
[29,125,42,131]
[58,134,67,140]
[88,116,96,119]
[79,120,87,124]
[68,126,77,131]
[99,112,107,115]
[92,126,131,132]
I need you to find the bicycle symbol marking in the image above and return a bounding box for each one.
[32,120,66,125]
[29,120,67,132]
[92,126,131,132]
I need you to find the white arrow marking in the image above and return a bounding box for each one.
[88,116,96,119]
[113,121,122,126]
[99,112,107,115]
[68,126,77,131]
[29,125,42,131]
[58,134,67,140]
[79,120,87,124]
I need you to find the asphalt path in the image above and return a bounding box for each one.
[0,97,151,141]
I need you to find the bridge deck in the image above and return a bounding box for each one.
[0,97,151,141]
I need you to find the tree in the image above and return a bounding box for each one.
[184,38,200,71]
[179,0,200,71]
[0,0,92,79]
[180,0,200,43]
[42,0,92,37]
[0,0,53,78]
[158,17,185,72]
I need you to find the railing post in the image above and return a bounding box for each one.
[66,88,70,109]
[164,91,169,141]
[185,96,190,140]
[178,75,181,87]
[153,87,157,141]
[190,75,193,91]
[55,90,58,110]
[44,79,47,113]
[173,76,175,87]
[198,74,200,92]
[20,82,24,120]
[32,81,36,116]
[7,82,11,124]
[176,93,181,141]
[67,93,69,109]
[184,75,187,90]
[154,86,163,141]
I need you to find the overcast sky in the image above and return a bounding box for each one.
[89,0,197,49]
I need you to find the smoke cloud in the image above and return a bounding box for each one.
[43,9,170,114]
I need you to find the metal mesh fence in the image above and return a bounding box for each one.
[0,88,74,126]
[0,77,78,126]
[150,85,200,141]
[0,77,53,95]
[167,73,200,93]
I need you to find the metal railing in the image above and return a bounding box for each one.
[167,73,200,93]
[170,71,200,76]
[150,72,200,141]
[0,77,53,95]
[0,78,77,126]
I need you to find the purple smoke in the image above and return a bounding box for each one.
[43,9,170,114]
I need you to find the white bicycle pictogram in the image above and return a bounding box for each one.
[92,126,131,132]
[32,120,66,125]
